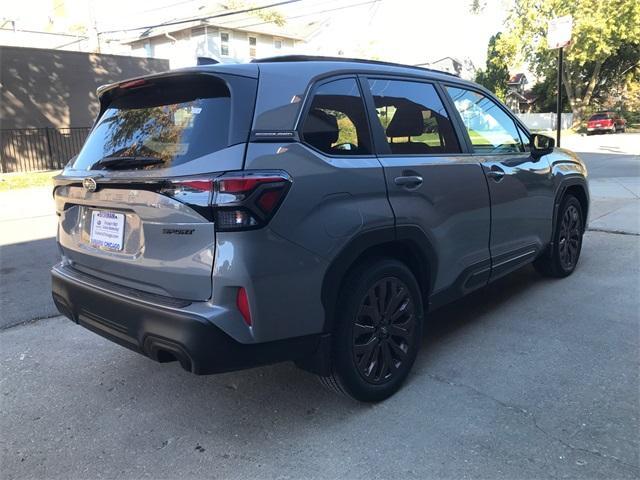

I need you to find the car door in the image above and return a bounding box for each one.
[444,85,554,280]
[363,76,491,306]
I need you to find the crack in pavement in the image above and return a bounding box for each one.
[426,373,640,473]
[587,228,640,236]
[0,313,61,331]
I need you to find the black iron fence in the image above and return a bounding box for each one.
[0,127,91,173]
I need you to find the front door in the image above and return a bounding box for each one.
[445,86,554,280]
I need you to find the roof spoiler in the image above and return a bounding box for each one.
[197,56,219,65]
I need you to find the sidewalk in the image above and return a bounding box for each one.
[588,177,639,235]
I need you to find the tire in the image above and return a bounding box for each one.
[534,194,584,278]
[318,258,424,402]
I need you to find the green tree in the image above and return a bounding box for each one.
[497,0,640,124]
[530,74,570,113]
[226,1,287,26]
[475,33,510,101]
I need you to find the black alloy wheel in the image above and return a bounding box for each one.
[533,194,584,278]
[558,204,582,271]
[318,258,423,402]
[352,277,416,385]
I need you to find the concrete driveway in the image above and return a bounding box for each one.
[1,133,638,479]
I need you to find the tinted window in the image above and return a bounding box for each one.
[517,125,530,151]
[368,79,460,155]
[301,78,372,155]
[589,113,610,120]
[447,86,524,154]
[72,77,231,170]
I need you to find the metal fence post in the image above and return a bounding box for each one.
[45,127,55,170]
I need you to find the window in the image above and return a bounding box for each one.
[516,125,530,151]
[368,79,460,155]
[301,78,372,155]
[446,86,524,153]
[220,32,230,56]
[248,36,257,58]
[143,41,154,58]
[71,77,231,171]
[274,38,282,50]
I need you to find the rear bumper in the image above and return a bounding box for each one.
[51,263,324,374]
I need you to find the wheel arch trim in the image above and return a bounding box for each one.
[319,225,437,333]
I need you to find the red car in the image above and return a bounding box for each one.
[586,111,626,135]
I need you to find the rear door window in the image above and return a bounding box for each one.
[301,78,372,155]
[446,86,524,154]
[367,79,461,155]
[72,76,232,170]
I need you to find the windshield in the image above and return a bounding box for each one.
[71,77,231,170]
[589,113,610,121]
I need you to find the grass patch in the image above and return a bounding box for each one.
[0,170,60,191]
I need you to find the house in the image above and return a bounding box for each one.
[505,73,537,113]
[414,56,476,80]
[121,5,304,69]
[416,56,463,76]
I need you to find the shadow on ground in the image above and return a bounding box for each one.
[0,236,58,328]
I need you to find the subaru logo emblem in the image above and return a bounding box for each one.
[83,177,98,192]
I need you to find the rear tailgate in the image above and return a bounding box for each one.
[54,71,257,301]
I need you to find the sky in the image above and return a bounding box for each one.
[3,0,510,68]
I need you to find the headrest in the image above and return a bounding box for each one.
[386,104,424,138]
[304,109,339,149]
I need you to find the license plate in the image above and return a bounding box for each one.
[90,210,125,251]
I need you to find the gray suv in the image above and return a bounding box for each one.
[51,56,589,402]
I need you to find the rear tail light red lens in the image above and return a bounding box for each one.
[236,287,252,326]
[161,170,291,231]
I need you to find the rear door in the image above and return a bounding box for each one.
[363,77,492,300]
[444,85,554,279]
[54,72,257,300]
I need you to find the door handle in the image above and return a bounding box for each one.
[487,166,505,181]
[394,175,423,188]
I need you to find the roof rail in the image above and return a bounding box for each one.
[251,55,460,77]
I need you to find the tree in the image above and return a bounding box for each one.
[497,0,640,124]
[225,1,287,26]
[475,33,510,100]
[530,74,570,113]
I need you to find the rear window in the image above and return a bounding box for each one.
[589,113,610,121]
[72,77,231,170]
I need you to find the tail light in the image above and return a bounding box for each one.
[161,170,291,231]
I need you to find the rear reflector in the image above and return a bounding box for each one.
[236,287,252,326]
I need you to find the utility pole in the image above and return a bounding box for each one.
[556,47,563,147]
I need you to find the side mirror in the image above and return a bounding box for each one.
[531,134,555,157]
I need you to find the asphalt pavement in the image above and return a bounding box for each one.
[0,133,638,479]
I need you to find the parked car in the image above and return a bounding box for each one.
[51,56,589,402]
[586,111,626,134]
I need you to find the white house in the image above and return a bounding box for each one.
[121,9,303,69]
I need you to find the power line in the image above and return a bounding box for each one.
[220,0,381,31]
[0,27,88,39]
[98,0,304,35]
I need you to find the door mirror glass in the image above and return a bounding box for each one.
[531,134,555,156]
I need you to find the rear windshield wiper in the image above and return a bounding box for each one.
[89,156,164,170]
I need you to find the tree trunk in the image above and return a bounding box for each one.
[564,60,604,127]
